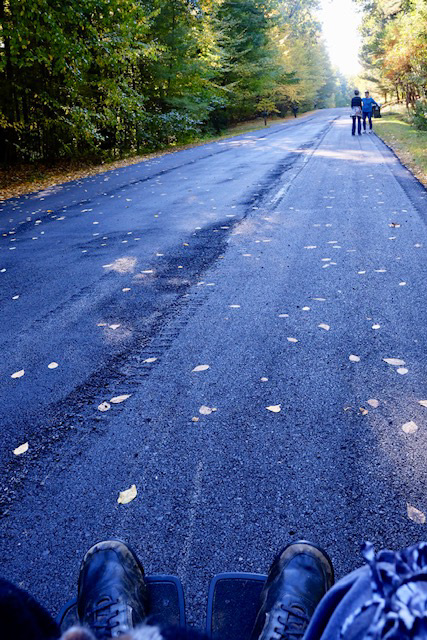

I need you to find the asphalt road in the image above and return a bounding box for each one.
[1,108,427,629]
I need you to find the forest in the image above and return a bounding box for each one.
[0,0,347,164]
[355,0,427,129]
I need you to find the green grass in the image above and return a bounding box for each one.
[374,110,427,186]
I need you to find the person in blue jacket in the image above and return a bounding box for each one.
[362,90,379,133]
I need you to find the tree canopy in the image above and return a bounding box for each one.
[0,0,342,163]
[354,0,427,126]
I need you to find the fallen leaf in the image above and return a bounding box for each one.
[389,222,401,228]
[407,504,426,524]
[397,368,409,375]
[98,401,111,412]
[229,305,241,309]
[109,324,121,330]
[199,406,217,415]
[278,314,289,318]
[399,282,407,286]
[402,421,418,434]
[287,337,298,343]
[192,417,199,422]
[266,405,281,413]
[122,288,131,292]
[260,377,269,382]
[318,323,330,331]
[13,442,29,456]
[48,362,59,369]
[192,365,210,372]
[304,245,317,249]
[11,369,25,379]
[110,394,131,404]
[349,355,360,362]
[143,357,157,363]
[383,358,405,366]
[302,306,311,311]
[117,484,137,505]
[372,324,381,330]
[312,298,326,301]
[419,400,427,408]
[367,399,379,408]
[360,407,368,415]
[12,295,19,300]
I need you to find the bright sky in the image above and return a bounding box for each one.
[317,0,363,77]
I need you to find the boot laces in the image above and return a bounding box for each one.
[87,595,123,639]
[273,603,309,640]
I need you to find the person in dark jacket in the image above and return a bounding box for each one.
[350,89,362,136]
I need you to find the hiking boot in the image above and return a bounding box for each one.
[250,541,334,640]
[78,540,149,639]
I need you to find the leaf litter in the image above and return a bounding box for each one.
[117,484,137,505]
[13,442,29,456]
[407,504,426,524]
[192,365,210,372]
[110,395,131,404]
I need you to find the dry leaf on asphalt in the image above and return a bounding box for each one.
[407,504,426,524]
[199,406,217,415]
[383,358,405,366]
[360,407,368,416]
[318,323,330,331]
[143,357,157,363]
[117,484,137,505]
[266,405,281,413]
[402,421,418,434]
[48,362,59,369]
[349,355,360,362]
[397,368,409,375]
[110,395,131,404]
[367,399,379,408]
[192,365,210,372]
[13,442,29,456]
[419,400,427,408]
[260,377,269,382]
[98,401,111,412]
[11,370,25,378]
[287,337,298,343]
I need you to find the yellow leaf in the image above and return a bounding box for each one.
[13,442,29,456]
[199,406,217,415]
[192,365,210,372]
[407,504,426,524]
[402,421,418,434]
[383,358,405,366]
[117,484,137,505]
[110,394,131,404]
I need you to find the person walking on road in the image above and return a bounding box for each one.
[350,89,362,136]
[362,90,379,133]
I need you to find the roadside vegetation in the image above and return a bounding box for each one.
[374,107,427,187]
[0,111,317,201]
[354,0,427,185]
[0,0,349,168]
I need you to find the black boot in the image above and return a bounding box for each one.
[77,540,149,639]
[250,541,334,640]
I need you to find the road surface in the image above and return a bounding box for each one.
[1,108,427,628]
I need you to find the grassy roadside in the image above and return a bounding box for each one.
[374,110,427,188]
[0,111,314,202]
